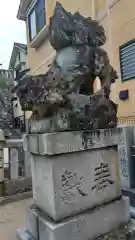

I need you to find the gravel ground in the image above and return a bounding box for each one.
[0,198,32,240]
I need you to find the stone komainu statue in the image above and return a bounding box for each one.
[14,2,118,133]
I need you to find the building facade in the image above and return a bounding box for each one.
[9,42,29,82]
[17,0,135,125]
[9,42,31,132]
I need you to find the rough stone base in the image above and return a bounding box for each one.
[97,220,135,240]
[16,221,135,240]
[26,197,129,240]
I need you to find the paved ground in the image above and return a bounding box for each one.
[0,198,32,240]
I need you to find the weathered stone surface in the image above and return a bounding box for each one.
[31,146,121,221]
[0,168,4,181]
[28,128,120,155]
[16,228,34,240]
[19,221,135,240]
[10,148,19,180]
[4,177,32,196]
[118,126,134,189]
[26,197,129,240]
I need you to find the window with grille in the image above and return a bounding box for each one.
[28,0,46,41]
[120,39,135,81]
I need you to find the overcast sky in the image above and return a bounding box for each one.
[0,0,26,69]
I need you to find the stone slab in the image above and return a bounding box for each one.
[4,177,32,196]
[118,126,134,189]
[31,147,121,221]
[16,228,34,240]
[18,221,135,240]
[0,168,4,181]
[10,148,19,180]
[26,197,129,240]
[28,128,120,155]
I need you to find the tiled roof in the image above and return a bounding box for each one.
[9,42,27,69]
[15,42,27,52]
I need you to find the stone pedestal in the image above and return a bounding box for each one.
[26,198,129,240]
[16,129,135,240]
